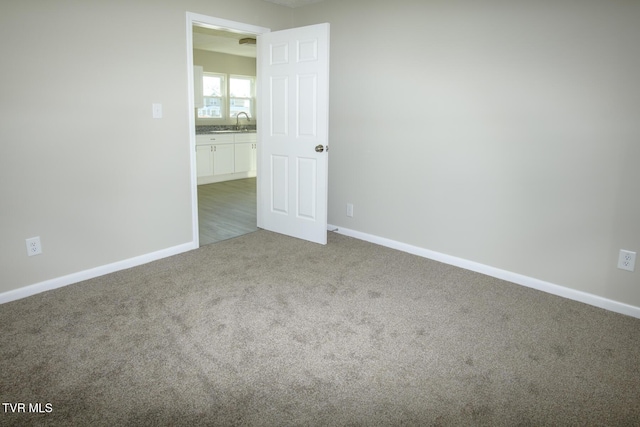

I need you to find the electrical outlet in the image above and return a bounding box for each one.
[346,203,354,218]
[617,249,636,272]
[26,236,42,256]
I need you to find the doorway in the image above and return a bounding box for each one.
[187,14,330,247]
[186,13,269,247]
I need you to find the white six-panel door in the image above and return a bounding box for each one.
[257,23,330,244]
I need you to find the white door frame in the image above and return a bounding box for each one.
[185,12,269,247]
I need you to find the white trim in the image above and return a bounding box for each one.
[186,16,200,249]
[0,242,197,305]
[329,224,640,319]
[186,12,270,249]
[187,13,270,35]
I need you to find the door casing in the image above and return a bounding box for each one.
[186,12,269,247]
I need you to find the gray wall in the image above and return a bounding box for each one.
[0,0,291,293]
[293,0,640,307]
[2,0,638,312]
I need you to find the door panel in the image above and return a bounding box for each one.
[258,23,330,244]
[271,155,289,214]
[297,74,317,137]
[270,76,288,135]
[297,157,317,220]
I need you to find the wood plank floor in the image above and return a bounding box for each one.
[197,178,257,246]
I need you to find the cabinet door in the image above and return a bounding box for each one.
[234,143,253,173]
[196,145,213,177]
[213,144,234,175]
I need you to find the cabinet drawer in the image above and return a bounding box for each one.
[196,134,234,145]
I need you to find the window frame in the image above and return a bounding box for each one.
[196,72,256,122]
[197,72,226,120]
[229,74,256,119]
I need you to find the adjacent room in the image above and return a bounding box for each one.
[1,0,639,424]
[192,26,259,245]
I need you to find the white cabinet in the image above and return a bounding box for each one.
[234,133,258,174]
[196,134,233,183]
[213,144,234,175]
[234,142,257,173]
[196,133,257,185]
[196,145,213,177]
[196,144,235,178]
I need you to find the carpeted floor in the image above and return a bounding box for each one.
[1,230,639,426]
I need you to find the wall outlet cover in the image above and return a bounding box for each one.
[617,249,636,272]
[346,203,354,217]
[26,236,42,256]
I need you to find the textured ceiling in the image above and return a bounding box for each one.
[261,0,326,7]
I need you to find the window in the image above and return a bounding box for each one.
[198,73,225,119]
[229,75,255,119]
[197,72,255,120]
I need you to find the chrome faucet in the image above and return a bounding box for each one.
[235,112,250,130]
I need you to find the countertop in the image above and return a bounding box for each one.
[195,126,257,135]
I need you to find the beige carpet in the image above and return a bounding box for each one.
[1,230,639,426]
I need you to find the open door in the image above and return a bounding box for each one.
[257,23,330,245]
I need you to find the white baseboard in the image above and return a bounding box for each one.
[0,242,197,305]
[329,225,640,319]
[5,228,638,320]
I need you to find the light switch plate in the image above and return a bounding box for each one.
[152,103,162,119]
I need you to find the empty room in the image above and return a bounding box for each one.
[1,0,639,425]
